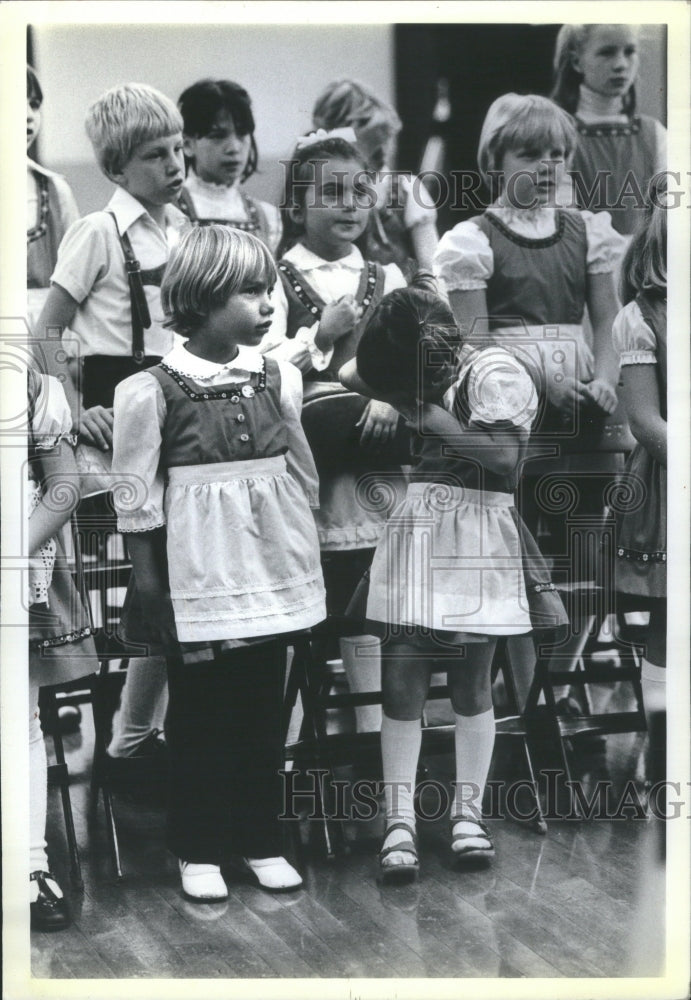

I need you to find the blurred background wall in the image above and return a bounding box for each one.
[29,21,666,232]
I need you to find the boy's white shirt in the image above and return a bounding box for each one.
[50,186,189,358]
[261,242,406,373]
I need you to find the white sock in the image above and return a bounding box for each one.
[29,689,49,874]
[340,635,382,733]
[641,658,666,719]
[108,655,168,756]
[381,715,421,848]
[452,708,495,821]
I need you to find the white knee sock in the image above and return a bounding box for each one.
[29,696,49,873]
[381,715,421,834]
[340,634,382,733]
[108,655,168,756]
[452,708,495,821]
[641,658,666,719]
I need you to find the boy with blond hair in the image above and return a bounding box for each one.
[35,83,189,763]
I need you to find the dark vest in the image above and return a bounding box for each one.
[277,257,387,381]
[148,356,288,468]
[473,210,587,328]
[570,114,659,236]
[178,187,272,249]
[28,173,67,289]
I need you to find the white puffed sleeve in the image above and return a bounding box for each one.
[464,348,538,432]
[611,300,657,367]
[30,373,77,450]
[583,210,628,274]
[111,372,167,532]
[433,220,494,292]
[278,360,320,508]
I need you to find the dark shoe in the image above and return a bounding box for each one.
[105,729,168,784]
[30,871,71,931]
[131,728,167,757]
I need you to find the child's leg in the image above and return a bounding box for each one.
[380,641,432,861]
[340,634,382,733]
[165,655,236,864]
[107,655,168,757]
[447,640,496,856]
[640,601,666,781]
[222,639,287,859]
[29,681,49,875]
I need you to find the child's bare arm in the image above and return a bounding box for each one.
[618,364,667,466]
[33,284,114,451]
[585,272,620,414]
[29,443,81,553]
[418,404,522,476]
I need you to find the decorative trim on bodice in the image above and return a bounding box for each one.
[158,359,267,401]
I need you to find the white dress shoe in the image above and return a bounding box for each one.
[242,856,303,892]
[179,860,228,902]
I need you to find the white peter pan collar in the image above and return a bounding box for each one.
[284,242,364,272]
[163,341,264,381]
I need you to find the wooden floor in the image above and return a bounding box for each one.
[32,682,665,982]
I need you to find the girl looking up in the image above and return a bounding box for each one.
[263,133,407,736]
[551,24,666,237]
[112,226,326,900]
[178,78,281,253]
[312,78,439,274]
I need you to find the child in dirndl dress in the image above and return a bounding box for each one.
[264,132,408,734]
[611,180,667,773]
[112,226,326,900]
[340,279,566,883]
[28,369,97,930]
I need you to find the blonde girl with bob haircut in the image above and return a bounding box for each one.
[112,226,326,901]
[434,92,626,720]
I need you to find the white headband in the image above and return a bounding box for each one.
[294,126,358,150]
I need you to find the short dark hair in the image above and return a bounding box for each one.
[178,78,258,181]
[357,280,460,398]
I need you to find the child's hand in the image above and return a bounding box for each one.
[584,378,618,415]
[78,406,114,451]
[547,376,590,413]
[356,399,401,449]
[315,295,361,350]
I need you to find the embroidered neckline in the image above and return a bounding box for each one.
[575,115,642,139]
[278,260,378,319]
[485,210,566,248]
[158,360,267,400]
[27,172,49,244]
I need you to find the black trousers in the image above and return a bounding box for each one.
[165,639,287,863]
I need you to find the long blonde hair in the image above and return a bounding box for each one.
[619,176,667,303]
[551,24,639,115]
